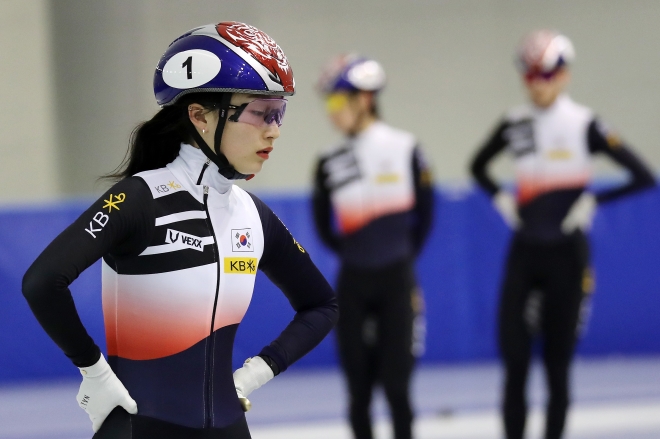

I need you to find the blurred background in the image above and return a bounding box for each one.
[1,1,659,438]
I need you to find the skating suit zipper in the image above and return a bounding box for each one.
[203,185,222,428]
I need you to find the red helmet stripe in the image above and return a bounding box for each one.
[216,22,294,93]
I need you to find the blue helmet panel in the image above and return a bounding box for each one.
[318,54,386,95]
[154,35,268,106]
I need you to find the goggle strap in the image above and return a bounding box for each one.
[227,103,248,122]
[186,93,251,181]
[227,99,286,127]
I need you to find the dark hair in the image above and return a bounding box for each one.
[102,93,225,181]
[371,98,380,119]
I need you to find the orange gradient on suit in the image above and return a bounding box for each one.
[336,194,414,234]
[517,171,590,205]
[102,261,255,360]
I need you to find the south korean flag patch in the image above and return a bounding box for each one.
[232,228,254,252]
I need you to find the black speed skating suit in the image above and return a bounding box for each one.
[23,144,338,438]
[313,121,434,439]
[470,94,655,439]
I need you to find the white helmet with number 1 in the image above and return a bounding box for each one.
[154,22,295,106]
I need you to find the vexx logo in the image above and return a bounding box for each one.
[165,229,205,252]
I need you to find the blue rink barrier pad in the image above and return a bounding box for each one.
[1,183,659,383]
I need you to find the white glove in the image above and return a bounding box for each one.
[76,354,137,432]
[561,192,597,234]
[233,356,274,412]
[493,191,521,230]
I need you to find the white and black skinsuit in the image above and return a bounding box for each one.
[470,93,655,439]
[312,121,434,439]
[23,144,338,439]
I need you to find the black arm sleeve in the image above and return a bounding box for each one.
[469,120,509,196]
[587,119,656,203]
[22,177,155,367]
[249,193,338,374]
[411,146,434,255]
[311,158,341,252]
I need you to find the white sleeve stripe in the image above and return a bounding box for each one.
[139,236,215,256]
[155,211,207,226]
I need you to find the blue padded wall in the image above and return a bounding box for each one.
[1,185,659,383]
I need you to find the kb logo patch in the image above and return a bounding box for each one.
[224,257,258,274]
[154,180,182,194]
[231,228,253,252]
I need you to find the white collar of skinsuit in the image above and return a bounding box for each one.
[350,120,386,144]
[166,143,233,204]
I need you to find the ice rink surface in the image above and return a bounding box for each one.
[1,356,659,439]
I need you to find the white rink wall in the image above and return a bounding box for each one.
[1,0,660,202]
[0,0,58,204]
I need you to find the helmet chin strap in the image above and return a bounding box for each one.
[188,93,252,181]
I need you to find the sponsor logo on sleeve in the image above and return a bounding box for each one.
[85,193,126,238]
[224,257,258,274]
[419,169,433,187]
[103,193,126,212]
[606,133,622,149]
[596,120,622,149]
[231,228,253,252]
[293,237,306,253]
[272,216,306,254]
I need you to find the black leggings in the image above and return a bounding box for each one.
[93,407,251,439]
[336,260,417,439]
[499,233,590,439]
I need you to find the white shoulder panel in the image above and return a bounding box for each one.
[231,186,264,243]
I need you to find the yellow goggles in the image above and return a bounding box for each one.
[325,94,349,113]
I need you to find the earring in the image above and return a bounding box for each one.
[202,128,206,134]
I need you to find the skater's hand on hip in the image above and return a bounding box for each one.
[493,191,521,230]
[76,354,137,432]
[233,356,274,412]
[561,192,597,234]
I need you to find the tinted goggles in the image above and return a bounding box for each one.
[227,98,287,127]
[524,68,561,83]
[325,93,350,113]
